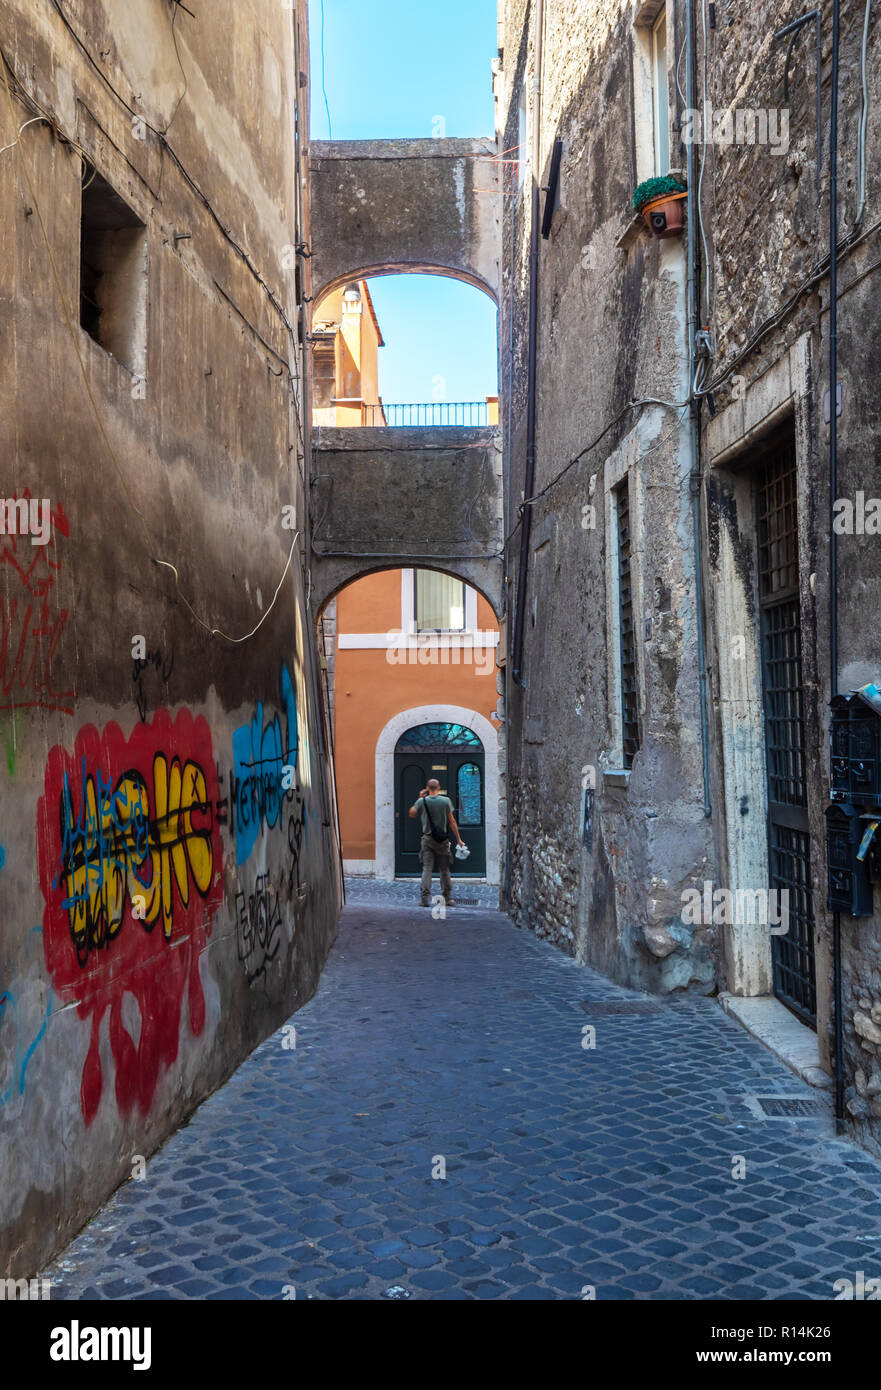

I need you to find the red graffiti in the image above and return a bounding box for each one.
[0,492,74,714]
[37,709,223,1124]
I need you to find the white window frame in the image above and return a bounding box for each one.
[651,7,670,177]
[603,433,647,776]
[632,1,671,184]
[411,569,468,634]
[336,570,497,650]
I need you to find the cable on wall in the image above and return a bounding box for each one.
[1,58,303,647]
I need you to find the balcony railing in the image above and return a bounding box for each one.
[363,401,492,427]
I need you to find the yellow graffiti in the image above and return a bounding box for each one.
[144,755,213,939]
[59,754,214,961]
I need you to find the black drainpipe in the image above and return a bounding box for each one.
[511,0,545,688]
[828,0,844,1135]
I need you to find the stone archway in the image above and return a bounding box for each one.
[375,704,501,885]
[309,138,502,307]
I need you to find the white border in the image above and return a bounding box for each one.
[374,703,500,884]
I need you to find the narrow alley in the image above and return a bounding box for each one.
[41,884,881,1302]
[4,0,881,1347]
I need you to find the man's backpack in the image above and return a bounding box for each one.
[423,797,450,845]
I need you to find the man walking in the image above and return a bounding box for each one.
[409,778,466,908]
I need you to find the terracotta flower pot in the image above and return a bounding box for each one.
[640,190,687,238]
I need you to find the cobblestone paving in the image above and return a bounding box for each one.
[343,876,500,910]
[43,904,881,1300]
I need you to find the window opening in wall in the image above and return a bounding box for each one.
[415,570,466,632]
[651,6,670,176]
[80,169,148,377]
[614,478,640,767]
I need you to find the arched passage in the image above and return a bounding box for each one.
[309,138,502,308]
[316,569,503,888]
[314,263,498,309]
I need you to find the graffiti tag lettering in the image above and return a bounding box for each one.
[37,709,223,1123]
[235,873,282,983]
[232,665,298,864]
[0,494,74,715]
[132,645,175,723]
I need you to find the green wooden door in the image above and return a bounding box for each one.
[393,723,487,878]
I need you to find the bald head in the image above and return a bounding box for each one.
[427,778,440,793]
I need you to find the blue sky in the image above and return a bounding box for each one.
[308,0,496,141]
[309,0,499,403]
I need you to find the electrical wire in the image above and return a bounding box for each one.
[319,0,333,139]
[854,0,872,229]
[696,0,713,328]
[502,396,690,548]
[164,0,190,138]
[675,34,688,109]
[1,56,303,646]
[696,213,881,397]
[39,7,299,361]
[155,535,300,643]
[0,114,51,157]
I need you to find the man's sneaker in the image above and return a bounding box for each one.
[420,898,431,908]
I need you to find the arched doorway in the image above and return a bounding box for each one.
[375,704,500,885]
[394,722,486,877]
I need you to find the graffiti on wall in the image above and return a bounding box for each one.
[37,709,223,1124]
[235,873,282,983]
[229,664,309,981]
[0,928,52,1106]
[0,494,74,715]
[232,664,299,864]
[132,644,175,723]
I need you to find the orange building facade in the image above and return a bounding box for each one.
[328,568,501,883]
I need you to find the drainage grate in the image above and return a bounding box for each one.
[453,898,478,906]
[580,999,663,1015]
[757,1097,827,1117]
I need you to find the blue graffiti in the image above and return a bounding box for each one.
[53,759,151,905]
[0,928,52,1105]
[0,845,5,870]
[232,665,299,864]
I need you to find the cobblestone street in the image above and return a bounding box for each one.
[343,877,500,910]
[41,888,881,1301]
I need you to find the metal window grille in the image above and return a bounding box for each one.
[756,442,817,1028]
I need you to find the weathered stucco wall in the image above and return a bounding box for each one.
[696,0,881,1152]
[0,0,341,1276]
[309,425,504,617]
[499,0,881,1155]
[309,138,502,302]
[499,0,717,993]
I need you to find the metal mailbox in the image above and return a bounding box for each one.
[830,693,881,807]
[826,802,874,916]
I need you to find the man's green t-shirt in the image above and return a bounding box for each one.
[415,794,453,837]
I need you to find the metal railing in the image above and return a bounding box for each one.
[363,401,489,427]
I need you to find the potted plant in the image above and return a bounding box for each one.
[633,175,687,238]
